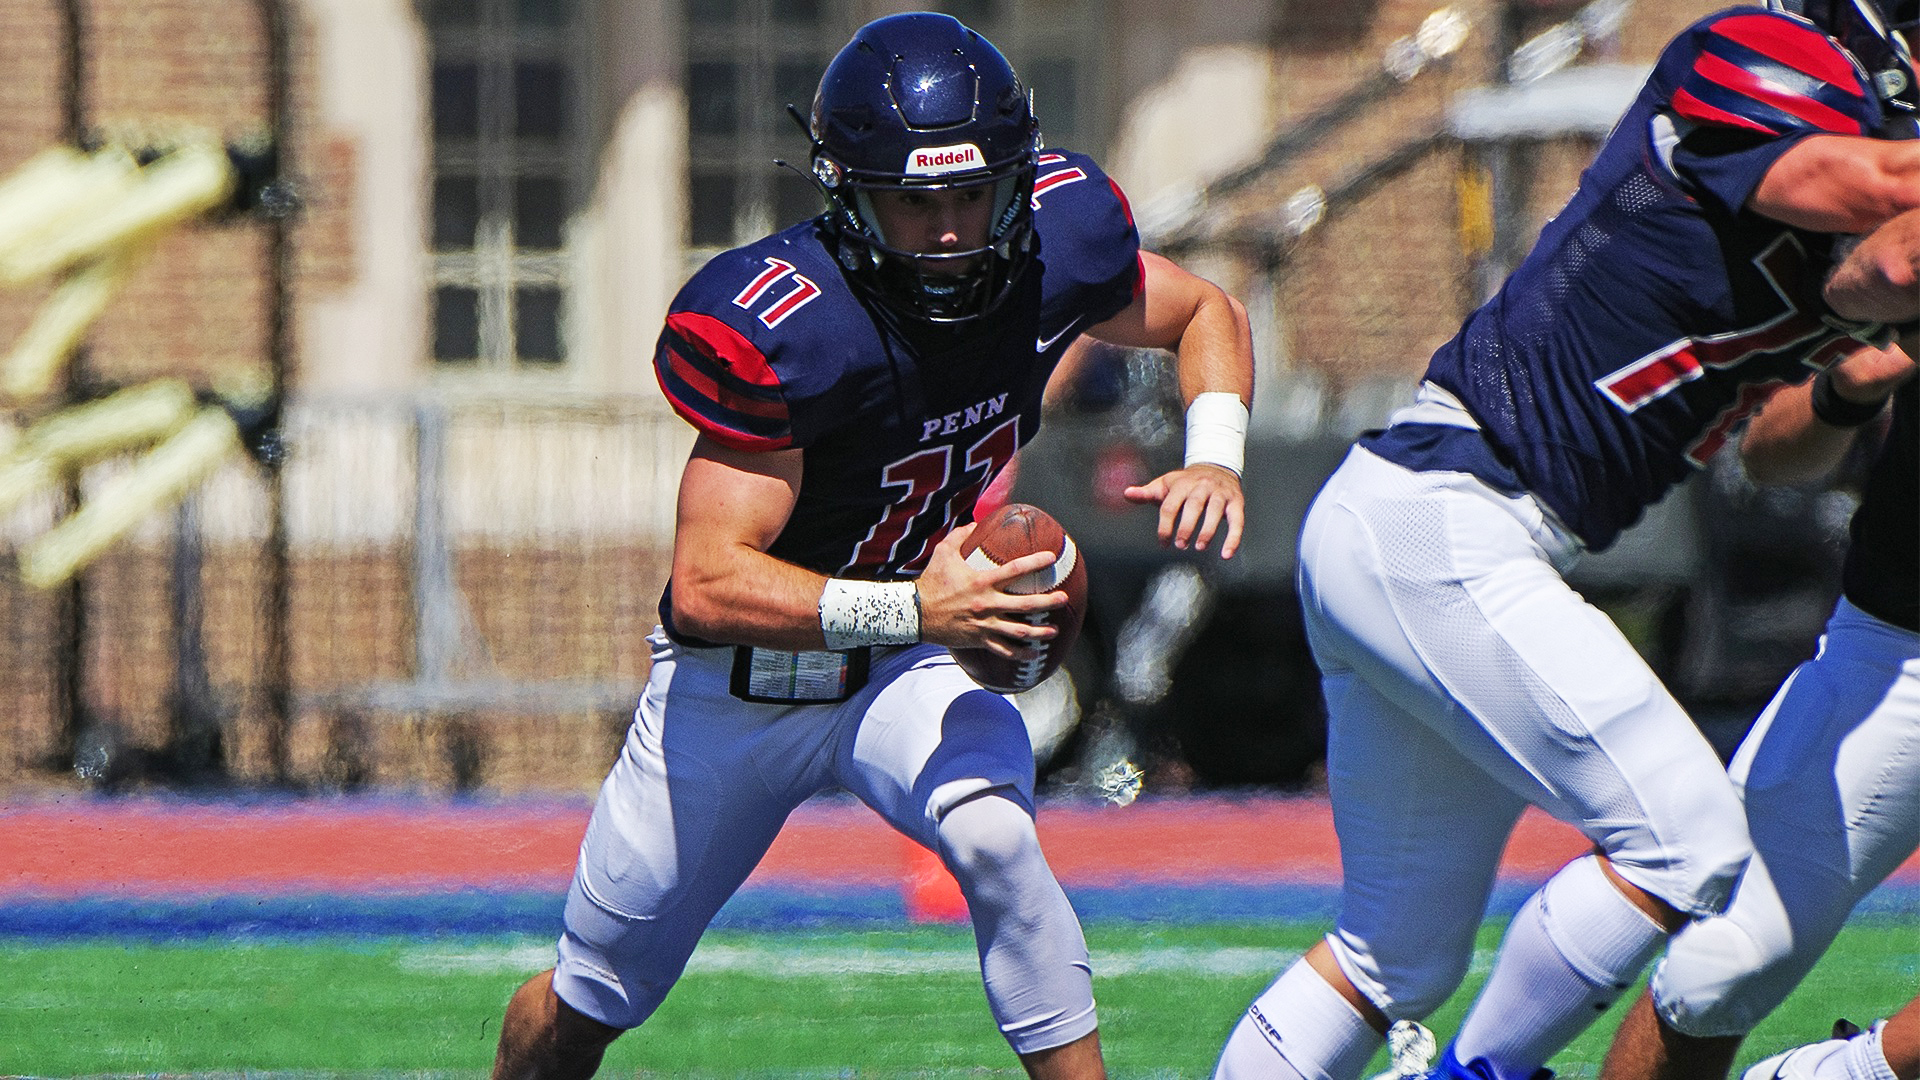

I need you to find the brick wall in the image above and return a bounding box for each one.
[1258,0,1731,389]
[0,0,354,394]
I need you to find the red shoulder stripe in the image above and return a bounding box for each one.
[1710,14,1865,90]
[666,312,782,388]
[1671,85,1778,134]
[1107,178,1135,227]
[657,379,794,452]
[1693,49,1865,133]
[663,346,791,421]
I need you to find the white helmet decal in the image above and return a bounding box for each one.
[905,142,985,176]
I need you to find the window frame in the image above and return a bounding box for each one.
[425,0,591,375]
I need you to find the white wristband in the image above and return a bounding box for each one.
[1184,392,1248,476]
[819,579,921,649]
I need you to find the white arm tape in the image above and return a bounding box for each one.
[819,578,920,649]
[1184,392,1248,476]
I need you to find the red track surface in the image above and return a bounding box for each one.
[3,796,1914,896]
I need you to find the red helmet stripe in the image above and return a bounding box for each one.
[1710,13,1867,89]
[1692,49,1869,132]
[1107,178,1135,227]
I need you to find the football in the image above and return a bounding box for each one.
[949,502,1088,695]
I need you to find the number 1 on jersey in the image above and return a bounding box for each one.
[733,257,821,329]
[843,417,1021,575]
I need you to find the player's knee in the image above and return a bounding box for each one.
[936,792,1045,895]
[1381,960,1472,1020]
[1327,930,1469,1021]
[1650,918,1791,1038]
[1613,823,1753,921]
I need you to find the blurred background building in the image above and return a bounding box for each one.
[0,0,1851,797]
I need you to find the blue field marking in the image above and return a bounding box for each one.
[3,882,1913,940]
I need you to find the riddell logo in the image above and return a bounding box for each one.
[906,143,983,176]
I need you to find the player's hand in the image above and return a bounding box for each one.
[1123,463,1245,559]
[1828,341,1917,403]
[914,523,1067,658]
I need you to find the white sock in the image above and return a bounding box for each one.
[1452,855,1667,1080]
[1215,956,1384,1080]
[1842,1023,1900,1080]
[1753,1021,1901,1080]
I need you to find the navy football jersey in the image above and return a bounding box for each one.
[1368,8,1895,551]
[655,150,1140,597]
[1843,380,1916,632]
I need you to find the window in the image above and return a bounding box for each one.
[683,0,859,251]
[426,0,583,370]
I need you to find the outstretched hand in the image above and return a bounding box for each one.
[1124,463,1245,559]
[914,523,1067,658]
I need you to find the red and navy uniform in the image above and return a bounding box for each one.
[1844,380,1916,631]
[1366,7,1900,551]
[654,149,1139,632]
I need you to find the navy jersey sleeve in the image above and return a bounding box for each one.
[654,250,805,452]
[1031,150,1143,327]
[655,308,794,451]
[1662,9,1881,218]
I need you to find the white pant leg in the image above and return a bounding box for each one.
[553,630,869,1028]
[1655,600,1920,1037]
[1298,448,1751,1015]
[838,647,1097,1055]
[1321,663,1528,1019]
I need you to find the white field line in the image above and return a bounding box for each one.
[395,941,1325,978]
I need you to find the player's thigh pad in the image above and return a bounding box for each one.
[839,647,1038,846]
[1654,601,1920,1036]
[553,632,832,1028]
[1300,447,1749,918]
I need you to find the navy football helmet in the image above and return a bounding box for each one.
[804,13,1040,324]
[1771,0,1919,125]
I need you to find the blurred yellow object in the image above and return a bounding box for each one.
[0,147,139,262]
[26,378,197,464]
[1456,163,1495,258]
[21,405,240,589]
[0,143,235,284]
[0,147,140,271]
[2,245,147,400]
[0,378,198,519]
[0,455,57,519]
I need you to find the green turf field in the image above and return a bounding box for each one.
[2,917,1913,1078]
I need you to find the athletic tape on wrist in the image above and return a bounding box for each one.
[1811,368,1889,428]
[1184,392,1248,476]
[819,578,920,649]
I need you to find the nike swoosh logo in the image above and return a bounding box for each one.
[1036,318,1085,353]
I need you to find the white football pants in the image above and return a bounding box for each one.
[550,630,1097,1054]
[1295,446,1751,1019]
[1653,598,1920,1037]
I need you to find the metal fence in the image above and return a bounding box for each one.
[0,393,692,793]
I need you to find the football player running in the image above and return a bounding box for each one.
[1595,204,1918,1080]
[490,13,1253,1080]
[1215,3,1919,1080]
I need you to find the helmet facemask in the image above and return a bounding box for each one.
[821,159,1037,324]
